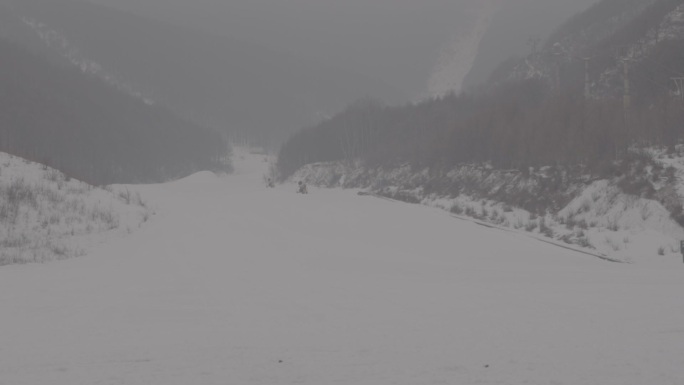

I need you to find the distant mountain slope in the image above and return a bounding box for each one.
[0,37,227,185]
[544,0,657,50]
[85,0,477,101]
[276,0,684,260]
[459,0,599,91]
[426,1,497,98]
[491,0,684,99]
[279,0,684,175]
[0,0,403,148]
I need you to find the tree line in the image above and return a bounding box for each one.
[278,40,684,181]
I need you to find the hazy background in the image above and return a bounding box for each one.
[87,0,599,99]
[0,0,603,178]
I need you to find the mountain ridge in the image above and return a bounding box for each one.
[276,0,684,262]
[0,35,227,184]
[0,0,405,148]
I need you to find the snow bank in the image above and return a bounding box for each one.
[291,154,684,264]
[0,152,153,265]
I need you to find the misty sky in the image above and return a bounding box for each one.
[87,0,598,98]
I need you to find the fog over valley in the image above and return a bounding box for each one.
[0,0,600,151]
[86,0,598,99]
[4,1,684,384]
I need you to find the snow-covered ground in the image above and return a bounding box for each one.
[1,149,683,385]
[0,153,151,265]
[293,155,684,264]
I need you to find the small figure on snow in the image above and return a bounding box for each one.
[297,181,308,194]
[267,178,275,188]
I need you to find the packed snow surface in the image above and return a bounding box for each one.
[1,150,683,385]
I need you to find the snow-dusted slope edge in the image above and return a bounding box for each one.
[0,153,152,265]
[1,150,683,385]
[291,149,684,264]
[22,17,154,105]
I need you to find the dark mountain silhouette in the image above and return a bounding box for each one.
[278,0,684,179]
[0,36,227,185]
[0,0,404,149]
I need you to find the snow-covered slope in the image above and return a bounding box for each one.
[0,152,152,265]
[1,149,683,384]
[292,149,684,265]
[427,1,498,98]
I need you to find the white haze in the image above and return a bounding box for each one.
[86,0,599,99]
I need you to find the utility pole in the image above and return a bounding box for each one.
[548,53,562,94]
[584,57,591,100]
[554,50,564,94]
[615,45,631,125]
[622,59,631,127]
[672,77,684,154]
[672,77,684,101]
[549,43,564,93]
[615,45,631,161]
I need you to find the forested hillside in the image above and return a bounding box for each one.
[279,0,684,179]
[460,0,598,90]
[0,37,227,184]
[277,0,684,258]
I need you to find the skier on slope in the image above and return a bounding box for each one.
[297,181,308,194]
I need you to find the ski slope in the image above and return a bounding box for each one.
[1,150,683,385]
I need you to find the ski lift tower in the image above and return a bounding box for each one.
[672,77,684,101]
[615,45,631,127]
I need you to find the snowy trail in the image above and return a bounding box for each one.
[1,152,684,385]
